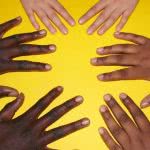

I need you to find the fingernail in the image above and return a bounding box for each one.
[87,29,93,35]
[100,105,107,112]
[114,32,120,35]
[35,24,40,30]
[99,128,104,134]
[97,48,104,54]
[98,30,104,35]
[120,93,127,99]
[39,30,47,35]
[45,64,51,70]
[81,119,90,126]
[62,28,68,35]
[57,86,63,92]
[70,20,76,26]
[91,58,97,64]
[97,74,105,81]
[75,96,84,103]
[49,45,56,52]
[9,91,19,97]
[16,16,21,21]
[141,102,149,108]
[104,94,111,102]
[79,19,84,24]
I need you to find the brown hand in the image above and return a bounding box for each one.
[0,17,56,74]
[91,32,150,81]
[0,86,90,150]
[99,93,150,150]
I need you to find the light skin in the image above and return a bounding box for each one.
[20,0,75,34]
[0,17,57,74]
[79,0,139,35]
[99,93,150,150]
[0,86,90,150]
[91,32,150,81]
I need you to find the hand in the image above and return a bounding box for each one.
[79,0,138,35]
[0,86,90,150]
[21,0,75,34]
[91,32,150,81]
[99,93,150,150]
[0,17,56,74]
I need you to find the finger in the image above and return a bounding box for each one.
[100,105,128,144]
[39,118,90,145]
[140,94,150,108]
[99,127,121,150]
[23,7,40,30]
[79,1,107,24]
[104,94,137,133]
[0,17,22,38]
[114,32,148,45]
[34,96,84,131]
[0,30,47,49]
[116,11,130,32]
[0,93,24,121]
[36,8,56,34]
[91,54,137,66]
[98,9,121,35]
[119,93,150,131]
[50,1,75,26]
[0,86,19,98]
[23,86,63,120]
[0,60,51,73]
[97,67,150,81]
[5,44,56,59]
[96,44,138,55]
[46,9,68,34]
[87,7,115,34]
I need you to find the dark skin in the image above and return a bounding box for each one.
[0,86,90,150]
[99,93,150,150]
[0,16,56,74]
[91,32,150,81]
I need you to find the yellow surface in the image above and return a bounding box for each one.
[0,0,150,149]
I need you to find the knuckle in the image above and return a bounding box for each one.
[112,127,124,137]
[118,113,129,124]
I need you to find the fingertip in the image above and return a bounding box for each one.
[81,118,90,126]
[78,18,84,25]
[97,74,105,81]
[90,58,97,65]
[98,127,105,135]
[75,96,84,103]
[45,64,52,70]
[39,29,47,35]
[8,90,19,97]
[97,48,104,54]
[99,105,108,113]
[49,44,56,52]
[140,102,150,109]
[56,86,64,92]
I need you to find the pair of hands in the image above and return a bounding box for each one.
[21,0,139,34]
[0,86,149,150]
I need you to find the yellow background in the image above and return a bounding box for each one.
[0,0,150,149]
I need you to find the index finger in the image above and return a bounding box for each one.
[0,30,47,49]
[79,1,107,24]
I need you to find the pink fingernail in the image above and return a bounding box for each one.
[91,58,97,64]
[75,96,84,103]
[81,119,90,126]
[49,45,56,52]
[141,102,149,108]
[99,128,104,134]
[39,30,47,35]
[97,48,104,54]
[45,64,51,70]
[104,94,111,102]
[120,93,127,99]
[100,106,107,112]
[97,74,105,81]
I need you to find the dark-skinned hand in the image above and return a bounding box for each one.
[0,17,56,74]
[91,32,150,81]
[99,93,150,150]
[0,86,90,150]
